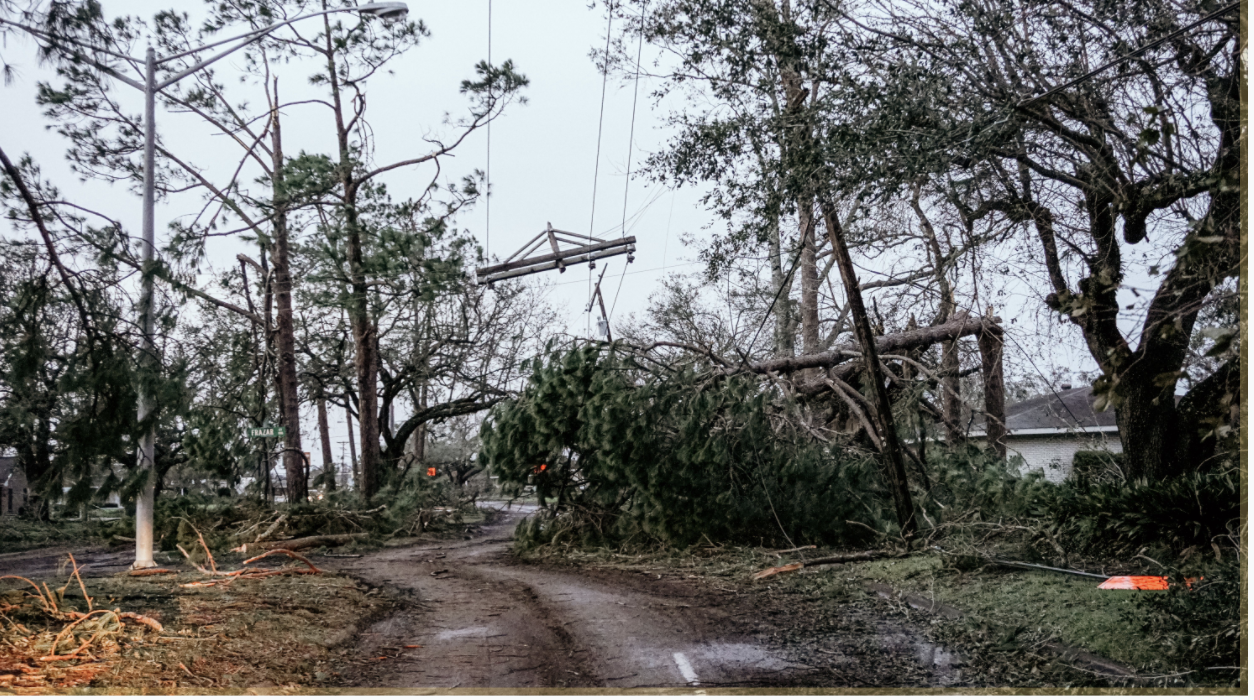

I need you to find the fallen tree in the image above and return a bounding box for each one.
[629,312,1007,452]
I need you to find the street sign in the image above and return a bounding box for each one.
[247,426,287,439]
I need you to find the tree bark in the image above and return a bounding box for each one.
[316,393,335,491]
[910,183,963,443]
[765,211,796,358]
[268,79,306,503]
[798,197,820,357]
[977,320,1006,459]
[345,399,358,491]
[748,313,991,375]
[324,12,381,499]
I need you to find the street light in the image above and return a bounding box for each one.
[1,2,408,569]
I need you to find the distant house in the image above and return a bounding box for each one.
[1,456,30,517]
[975,385,1122,483]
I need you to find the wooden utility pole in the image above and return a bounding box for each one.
[817,196,918,540]
[585,265,614,342]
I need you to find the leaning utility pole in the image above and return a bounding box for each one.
[817,196,918,540]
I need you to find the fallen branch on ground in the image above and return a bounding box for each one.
[231,533,363,553]
[243,549,320,574]
[126,568,175,577]
[1,556,162,668]
[752,550,909,580]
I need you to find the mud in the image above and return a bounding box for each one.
[328,503,965,690]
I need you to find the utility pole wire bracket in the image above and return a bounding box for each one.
[475,222,636,285]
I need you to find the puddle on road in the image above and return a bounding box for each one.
[435,625,492,640]
[689,643,793,673]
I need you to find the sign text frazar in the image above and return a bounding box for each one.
[246,426,287,439]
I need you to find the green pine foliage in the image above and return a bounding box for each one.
[481,344,894,548]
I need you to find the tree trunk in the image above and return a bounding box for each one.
[798,197,820,357]
[749,313,990,376]
[977,320,1006,459]
[316,393,335,491]
[345,400,358,491]
[269,79,306,503]
[817,195,917,539]
[911,184,963,444]
[766,212,795,358]
[324,11,380,499]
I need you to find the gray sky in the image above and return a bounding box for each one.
[2,1,711,471]
[3,0,1142,474]
[2,0,707,326]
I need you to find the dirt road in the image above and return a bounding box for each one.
[330,504,964,689]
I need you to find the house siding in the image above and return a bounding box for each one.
[1007,431,1122,483]
[1,458,29,517]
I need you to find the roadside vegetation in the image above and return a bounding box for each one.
[489,347,1241,687]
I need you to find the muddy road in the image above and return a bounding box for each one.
[330,504,964,689]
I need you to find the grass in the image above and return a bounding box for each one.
[0,519,107,555]
[523,539,1235,687]
[843,555,1154,669]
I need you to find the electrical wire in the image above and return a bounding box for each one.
[606,5,647,332]
[485,0,492,259]
[619,6,645,237]
[586,8,615,334]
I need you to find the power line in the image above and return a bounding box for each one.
[485,0,492,259]
[607,6,647,330]
[587,8,615,334]
[619,6,645,241]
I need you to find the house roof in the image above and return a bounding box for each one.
[974,386,1119,435]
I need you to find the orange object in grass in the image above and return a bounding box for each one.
[1098,576,1169,590]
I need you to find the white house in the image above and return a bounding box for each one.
[977,384,1123,483]
[1,455,30,517]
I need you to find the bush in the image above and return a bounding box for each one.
[1069,450,1125,483]
[1135,556,1243,682]
[1046,471,1240,556]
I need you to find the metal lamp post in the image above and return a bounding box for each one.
[2,2,408,569]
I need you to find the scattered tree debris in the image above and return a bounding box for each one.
[125,568,175,577]
[231,533,363,553]
[752,550,909,580]
[752,563,803,580]
[1,553,162,679]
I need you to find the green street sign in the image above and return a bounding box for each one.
[247,426,287,439]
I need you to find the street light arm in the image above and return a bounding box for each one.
[155,5,389,91]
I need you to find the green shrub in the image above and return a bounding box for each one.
[1134,556,1243,683]
[1069,450,1125,483]
[923,445,1055,521]
[1046,471,1240,556]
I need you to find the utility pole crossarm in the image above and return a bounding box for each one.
[475,223,636,285]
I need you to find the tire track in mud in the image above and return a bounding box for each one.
[327,504,965,690]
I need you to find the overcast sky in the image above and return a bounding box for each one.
[2,1,721,470]
[3,0,1127,475]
